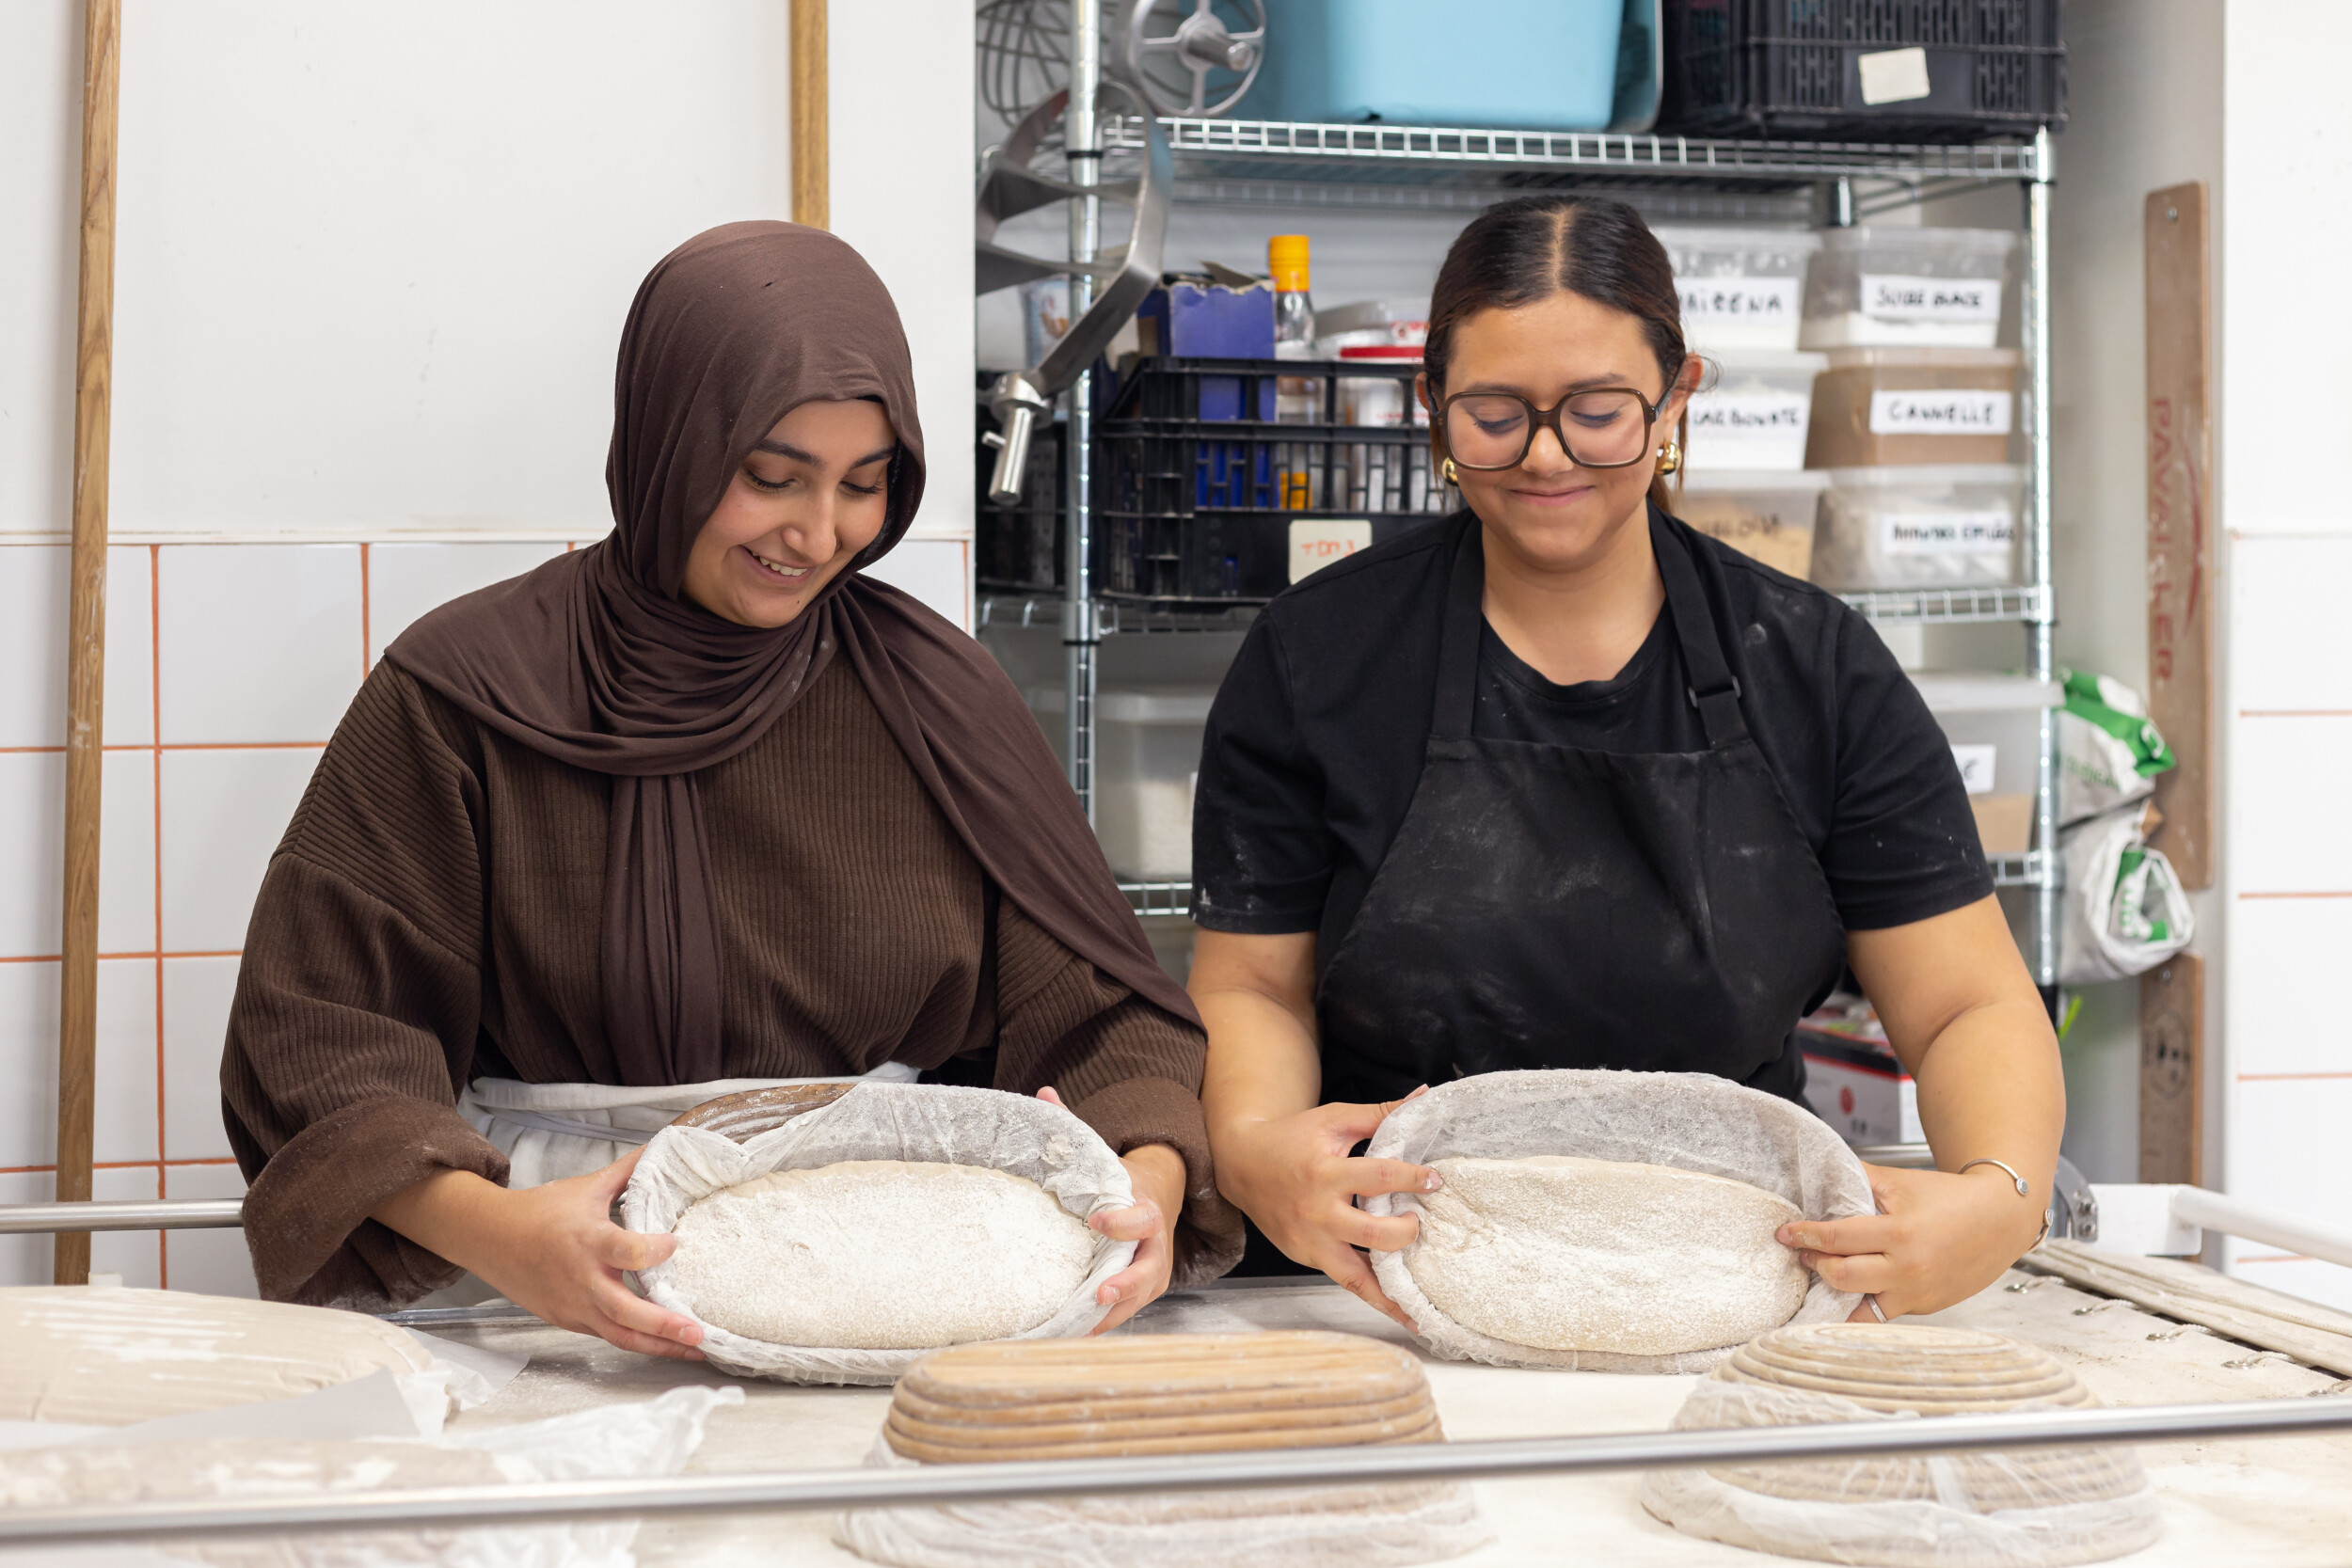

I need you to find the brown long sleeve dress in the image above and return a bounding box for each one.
[222,657,1241,1310]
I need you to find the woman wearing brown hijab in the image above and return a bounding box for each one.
[219,221,1239,1356]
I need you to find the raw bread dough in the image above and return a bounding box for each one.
[668,1159,1095,1350]
[1406,1155,1808,1356]
[0,1288,431,1426]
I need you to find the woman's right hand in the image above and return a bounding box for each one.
[1213,1089,1441,1330]
[373,1148,706,1361]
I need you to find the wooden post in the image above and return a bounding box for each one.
[56,0,120,1286]
[2145,183,2214,889]
[2139,954,2202,1185]
[790,0,827,230]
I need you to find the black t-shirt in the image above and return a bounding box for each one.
[1191,510,1993,984]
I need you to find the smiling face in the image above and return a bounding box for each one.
[1422,290,1698,578]
[678,398,898,628]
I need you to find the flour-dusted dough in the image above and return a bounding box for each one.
[0,1288,432,1426]
[1407,1156,1809,1356]
[668,1160,1096,1350]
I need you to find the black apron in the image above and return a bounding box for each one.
[1237,515,1846,1275]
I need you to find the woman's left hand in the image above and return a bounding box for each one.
[1036,1086,1185,1334]
[1777,1161,2046,1322]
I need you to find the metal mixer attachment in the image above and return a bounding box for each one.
[975,79,1169,506]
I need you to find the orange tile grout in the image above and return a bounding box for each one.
[360,542,373,679]
[2237,891,2352,899]
[0,952,246,964]
[151,546,167,1290]
[2239,710,2352,718]
[2238,1072,2352,1081]
[6,743,328,752]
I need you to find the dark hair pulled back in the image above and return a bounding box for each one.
[1425,196,1691,513]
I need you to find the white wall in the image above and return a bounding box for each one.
[2215,0,2352,1309]
[2030,0,2226,1188]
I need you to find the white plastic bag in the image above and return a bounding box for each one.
[2058,808,2193,985]
[623,1081,1138,1386]
[0,1383,739,1568]
[833,1436,1492,1568]
[1642,1375,2162,1567]
[1362,1069,1877,1373]
[2058,671,2174,828]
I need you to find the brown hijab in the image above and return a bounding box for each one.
[386,220,1196,1085]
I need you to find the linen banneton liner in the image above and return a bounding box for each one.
[1643,1323,2164,1567]
[1361,1069,1877,1372]
[384,219,1196,1088]
[624,1081,1139,1386]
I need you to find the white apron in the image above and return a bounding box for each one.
[410,1061,922,1309]
[455,1060,924,1190]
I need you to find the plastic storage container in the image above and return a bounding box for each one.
[1654,226,1820,352]
[1250,0,1625,131]
[1801,228,2018,351]
[1909,671,2061,855]
[1660,0,2067,142]
[1677,468,1825,580]
[1813,465,2025,591]
[1806,347,2020,467]
[1683,351,1825,471]
[1093,687,1218,880]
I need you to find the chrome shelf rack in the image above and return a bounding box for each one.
[990,55,2064,990]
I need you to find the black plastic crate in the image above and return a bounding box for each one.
[1661,0,2065,142]
[976,404,1064,593]
[1096,357,1454,603]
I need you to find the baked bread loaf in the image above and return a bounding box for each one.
[1407,1155,1809,1356]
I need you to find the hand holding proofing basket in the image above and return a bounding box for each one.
[622,1081,1138,1386]
[1361,1069,1878,1372]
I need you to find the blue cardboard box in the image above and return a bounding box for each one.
[1136,283,1276,359]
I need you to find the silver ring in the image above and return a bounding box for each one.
[1959,1157,2031,1197]
[1866,1293,1889,1323]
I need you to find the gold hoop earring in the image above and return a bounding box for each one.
[1441,457,1460,485]
[1655,440,1683,476]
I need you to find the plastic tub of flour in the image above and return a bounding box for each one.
[1812,465,2026,590]
[1094,687,1216,881]
[1677,468,1827,580]
[1908,671,2060,854]
[1799,228,2018,351]
[1683,351,1827,472]
[1655,226,1820,353]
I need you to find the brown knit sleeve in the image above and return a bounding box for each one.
[991,900,1243,1288]
[221,662,508,1310]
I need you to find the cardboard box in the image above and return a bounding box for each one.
[1135,283,1275,360]
[1797,1001,1919,1148]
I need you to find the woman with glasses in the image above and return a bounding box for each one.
[1186,196,2062,1333]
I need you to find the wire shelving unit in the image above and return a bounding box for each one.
[995,80,2064,991]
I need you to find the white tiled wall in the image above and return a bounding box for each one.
[1,534,972,1296]
[2223,533,2352,1313]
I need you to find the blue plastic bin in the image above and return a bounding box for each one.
[1250,0,1625,131]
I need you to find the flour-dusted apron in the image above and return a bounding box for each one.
[455,1061,924,1190]
[1315,514,1848,1106]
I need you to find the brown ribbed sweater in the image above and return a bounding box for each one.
[222,657,1240,1310]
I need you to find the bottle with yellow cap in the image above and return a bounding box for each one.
[1270,234,1318,482]
[1270,234,1315,359]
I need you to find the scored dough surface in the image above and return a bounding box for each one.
[1406,1155,1808,1356]
[667,1159,1095,1350]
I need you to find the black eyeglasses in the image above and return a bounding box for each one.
[1438,386,1669,471]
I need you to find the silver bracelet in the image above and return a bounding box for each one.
[1959,1157,2030,1196]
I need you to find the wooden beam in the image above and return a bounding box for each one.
[2145,183,2215,889]
[2139,953,2202,1186]
[790,0,827,230]
[56,0,120,1287]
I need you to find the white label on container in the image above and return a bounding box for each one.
[1858,46,1932,105]
[1688,389,1810,438]
[1858,274,2001,323]
[1879,509,2015,556]
[1677,277,1801,330]
[1949,742,1997,795]
[1868,389,2013,436]
[1289,518,1373,584]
